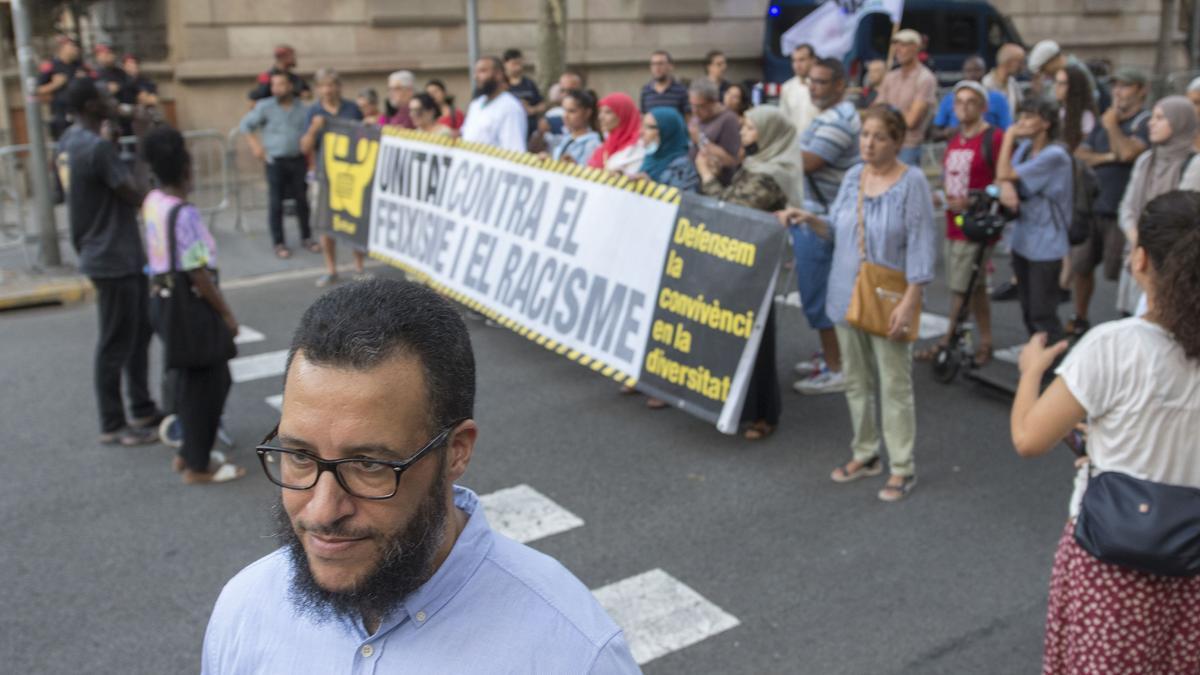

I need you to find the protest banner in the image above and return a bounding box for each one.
[316,119,786,433]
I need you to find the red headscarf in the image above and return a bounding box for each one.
[588,93,642,169]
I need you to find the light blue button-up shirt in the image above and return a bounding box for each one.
[238,95,308,160]
[202,486,640,675]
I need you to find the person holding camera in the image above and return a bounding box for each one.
[1010,190,1200,672]
[995,99,1073,343]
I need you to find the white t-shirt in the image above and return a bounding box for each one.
[779,77,819,136]
[1058,317,1200,514]
[461,92,528,153]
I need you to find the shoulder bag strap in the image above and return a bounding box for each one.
[981,126,996,173]
[856,168,867,261]
[806,171,829,209]
[166,202,185,274]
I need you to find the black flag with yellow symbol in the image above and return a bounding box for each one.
[315,119,380,251]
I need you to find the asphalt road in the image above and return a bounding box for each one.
[0,253,1122,674]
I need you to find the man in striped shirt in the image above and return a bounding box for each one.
[790,57,861,396]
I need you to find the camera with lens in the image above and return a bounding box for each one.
[953,184,1015,243]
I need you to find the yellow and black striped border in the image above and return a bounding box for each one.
[381,127,682,205]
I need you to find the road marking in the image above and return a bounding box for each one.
[994,345,1021,364]
[592,568,740,666]
[265,394,283,411]
[918,312,950,340]
[234,325,265,345]
[230,349,289,383]
[480,484,584,544]
[221,260,385,291]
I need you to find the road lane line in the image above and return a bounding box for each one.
[918,312,950,340]
[479,484,585,544]
[234,325,265,345]
[230,349,289,384]
[265,394,283,411]
[592,568,740,665]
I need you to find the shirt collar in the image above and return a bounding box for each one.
[369,486,494,636]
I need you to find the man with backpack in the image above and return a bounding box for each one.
[917,81,1006,366]
[1068,68,1150,335]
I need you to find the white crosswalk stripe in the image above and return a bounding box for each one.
[593,568,740,666]
[233,325,266,345]
[918,312,950,340]
[480,484,585,544]
[230,349,289,384]
[265,394,283,411]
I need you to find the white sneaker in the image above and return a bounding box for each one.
[793,353,827,377]
[793,369,846,395]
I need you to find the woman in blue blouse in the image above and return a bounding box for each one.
[784,106,936,500]
[550,89,602,166]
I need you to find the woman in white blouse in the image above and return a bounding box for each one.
[1010,190,1200,673]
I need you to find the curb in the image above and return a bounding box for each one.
[0,277,94,312]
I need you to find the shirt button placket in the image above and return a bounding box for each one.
[361,643,374,658]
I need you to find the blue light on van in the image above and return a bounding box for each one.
[769,5,780,16]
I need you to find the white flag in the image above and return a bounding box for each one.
[780,0,905,61]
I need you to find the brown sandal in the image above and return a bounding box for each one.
[742,421,775,440]
[973,343,993,367]
[274,244,292,259]
[914,343,946,362]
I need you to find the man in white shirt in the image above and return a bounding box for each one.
[460,56,528,153]
[779,43,820,135]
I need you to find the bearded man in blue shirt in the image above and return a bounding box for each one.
[202,279,640,674]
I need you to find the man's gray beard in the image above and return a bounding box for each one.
[273,460,449,627]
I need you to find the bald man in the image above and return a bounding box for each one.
[982,43,1025,120]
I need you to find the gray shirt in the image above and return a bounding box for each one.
[55,125,146,278]
[239,96,308,159]
[825,164,937,325]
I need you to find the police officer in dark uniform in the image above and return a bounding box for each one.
[117,54,159,108]
[92,44,128,98]
[248,44,310,102]
[36,37,92,140]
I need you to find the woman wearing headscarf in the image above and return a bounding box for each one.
[696,105,805,439]
[638,107,698,191]
[1116,95,1200,316]
[588,92,644,176]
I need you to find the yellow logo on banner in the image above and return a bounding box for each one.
[323,132,379,226]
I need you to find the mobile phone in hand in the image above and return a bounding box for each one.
[1064,429,1087,457]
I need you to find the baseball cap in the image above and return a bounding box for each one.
[1028,40,1061,74]
[953,80,990,104]
[1112,67,1148,86]
[892,29,922,46]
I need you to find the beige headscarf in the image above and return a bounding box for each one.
[1125,96,1199,216]
[742,105,806,208]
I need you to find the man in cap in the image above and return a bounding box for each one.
[983,43,1026,121]
[1068,67,1151,335]
[876,28,938,166]
[931,55,1011,140]
[36,37,90,140]
[919,80,1007,366]
[1027,40,1102,110]
[249,44,310,102]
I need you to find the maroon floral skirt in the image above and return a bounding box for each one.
[1043,519,1200,674]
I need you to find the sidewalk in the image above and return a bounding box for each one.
[0,205,335,311]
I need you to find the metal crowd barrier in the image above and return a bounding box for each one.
[0,128,231,270]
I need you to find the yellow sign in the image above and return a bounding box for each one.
[323,131,379,223]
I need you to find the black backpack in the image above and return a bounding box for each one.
[1066,153,1099,246]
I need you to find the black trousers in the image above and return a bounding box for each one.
[265,156,311,246]
[91,274,156,432]
[1012,253,1064,343]
[176,364,231,472]
[740,308,782,427]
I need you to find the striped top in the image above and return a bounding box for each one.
[799,100,861,214]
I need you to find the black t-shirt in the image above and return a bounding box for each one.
[1082,110,1151,216]
[248,67,310,101]
[55,125,145,278]
[37,58,91,119]
[507,76,543,133]
[117,76,158,106]
[94,65,128,96]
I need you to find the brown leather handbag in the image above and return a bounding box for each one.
[845,170,920,342]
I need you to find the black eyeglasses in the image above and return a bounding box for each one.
[255,419,466,500]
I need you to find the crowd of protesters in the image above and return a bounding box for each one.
[47,31,1200,671]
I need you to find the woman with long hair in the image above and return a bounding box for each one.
[696,105,806,439]
[1116,96,1200,315]
[1055,63,1096,152]
[588,92,644,176]
[409,92,454,137]
[549,89,602,165]
[1011,190,1200,673]
[786,105,936,497]
[425,79,464,131]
